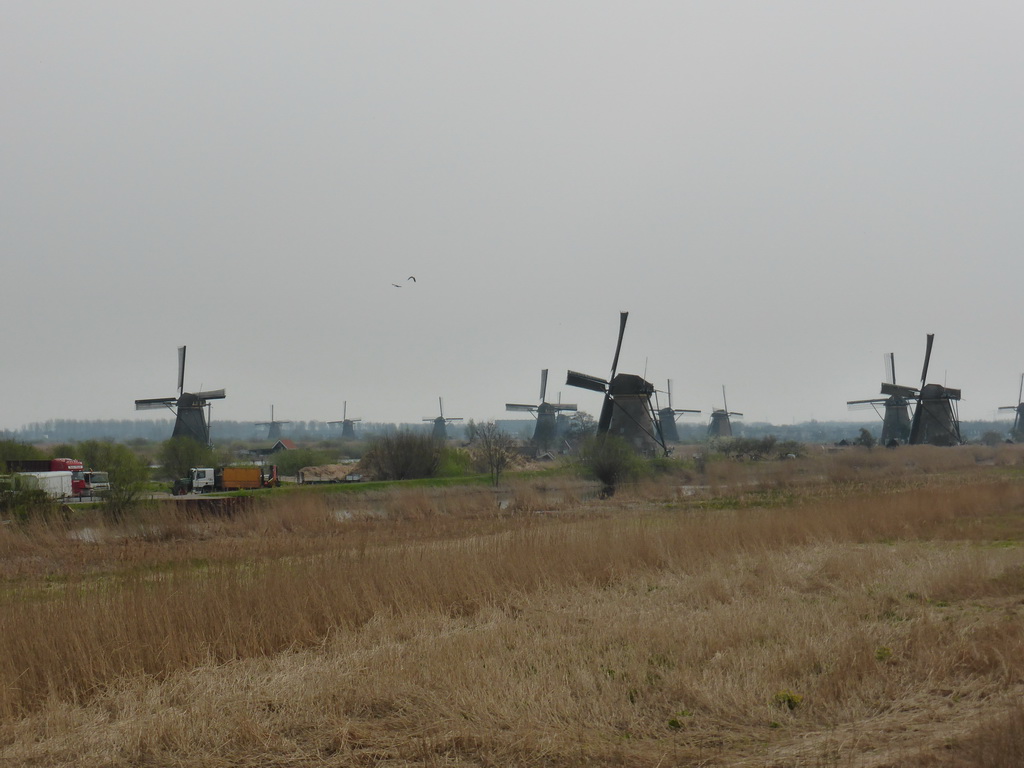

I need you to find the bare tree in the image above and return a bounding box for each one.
[471,421,517,486]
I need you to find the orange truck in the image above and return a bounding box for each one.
[173,466,279,494]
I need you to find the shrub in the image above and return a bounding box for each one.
[580,435,646,497]
[0,440,46,467]
[362,431,443,480]
[158,437,217,481]
[437,446,473,478]
[470,421,517,485]
[272,448,338,477]
[92,442,151,519]
[773,689,804,710]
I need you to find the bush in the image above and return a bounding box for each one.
[580,435,646,497]
[362,432,443,480]
[0,480,54,521]
[86,442,150,519]
[470,421,517,485]
[273,448,338,477]
[158,437,217,481]
[437,446,473,478]
[855,428,877,449]
[0,440,46,468]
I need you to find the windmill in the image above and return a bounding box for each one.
[134,346,225,446]
[423,397,462,441]
[847,352,912,445]
[998,374,1024,441]
[506,369,577,450]
[256,405,291,441]
[882,334,961,446]
[565,311,666,456]
[328,401,362,439]
[657,380,700,443]
[708,386,742,438]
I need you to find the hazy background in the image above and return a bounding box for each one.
[3,2,1022,431]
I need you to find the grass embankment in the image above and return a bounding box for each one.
[1,445,1023,766]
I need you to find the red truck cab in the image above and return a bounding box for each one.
[50,458,87,496]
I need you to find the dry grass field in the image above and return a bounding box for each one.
[2,445,1024,766]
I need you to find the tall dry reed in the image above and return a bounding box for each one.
[2,475,1023,719]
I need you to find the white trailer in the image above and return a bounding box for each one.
[17,471,73,499]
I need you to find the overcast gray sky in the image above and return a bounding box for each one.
[3,2,1023,431]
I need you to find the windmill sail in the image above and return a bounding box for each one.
[566,312,666,456]
[904,334,961,446]
[657,379,700,443]
[505,369,577,450]
[998,374,1024,440]
[135,345,224,445]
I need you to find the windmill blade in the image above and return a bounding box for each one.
[343,401,347,420]
[597,393,614,434]
[674,409,701,414]
[728,411,744,417]
[566,370,608,393]
[135,397,176,410]
[722,385,729,415]
[920,333,935,386]
[1018,373,1023,405]
[193,389,226,401]
[881,383,918,398]
[350,419,362,424]
[551,403,578,411]
[609,311,628,380]
[847,398,888,405]
[848,401,884,411]
[885,353,896,386]
[177,346,186,395]
[438,397,444,420]
[446,417,464,423]
[667,379,673,409]
[998,406,1018,412]
[506,403,539,412]
[539,369,548,403]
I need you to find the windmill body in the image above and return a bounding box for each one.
[879,335,961,446]
[656,379,700,443]
[708,410,733,438]
[707,386,742,439]
[908,384,961,445]
[256,405,291,441]
[566,312,666,456]
[423,397,462,442]
[328,402,362,439]
[506,369,577,451]
[998,374,1024,441]
[847,353,912,445]
[880,397,913,444]
[607,373,663,453]
[135,346,225,446]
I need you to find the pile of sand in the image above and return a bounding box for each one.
[296,463,363,483]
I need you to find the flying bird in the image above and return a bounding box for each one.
[392,276,417,287]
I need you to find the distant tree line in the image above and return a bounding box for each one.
[4,417,1018,446]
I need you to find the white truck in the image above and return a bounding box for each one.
[15,471,73,500]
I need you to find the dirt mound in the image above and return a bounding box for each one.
[296,463,363,483]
